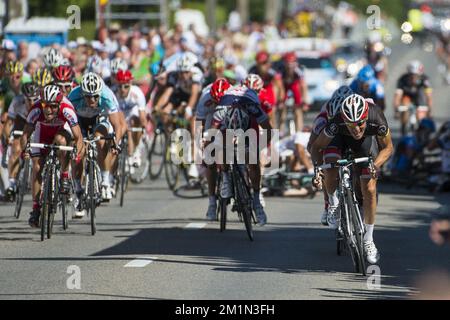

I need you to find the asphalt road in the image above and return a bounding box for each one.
[0,39,449,300]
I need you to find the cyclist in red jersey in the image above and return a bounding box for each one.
[21,85,84,228]
[248,51,285,128]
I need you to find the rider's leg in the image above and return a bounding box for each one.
[54,131,71,173]
[295,142,314,174]
[95,126,113,187]
[8,137,22,188]
[31,156,44,209]
[294,107,304,132]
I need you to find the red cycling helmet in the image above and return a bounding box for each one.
[256,51,270,64]
[116,69,134,84]
[210,78,231,103]
[52,65,75,83]
[284,52,297,64]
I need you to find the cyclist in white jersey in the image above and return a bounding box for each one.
[113,70,147,167]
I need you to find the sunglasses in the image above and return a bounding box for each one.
[119,84,130,89]
[57,82,72,89]
[12,75,21,80]
[42,102,59,109]
[83,94,100,100]
[26,96,39,104]
[345,120,366,129]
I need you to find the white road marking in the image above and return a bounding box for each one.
[184,223,207,229]
[124,257,158,268]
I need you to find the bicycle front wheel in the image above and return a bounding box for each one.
[14,160,29,219]
[149,130,166,180]
[232,167,254,241]
[88,160,96,235]
[347,192,366,276]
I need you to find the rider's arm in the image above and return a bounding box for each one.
[20,123,34,151]
[274,75,285,102]
[311,129,333,162]
[154,87,173,111]
[109,111,127,143]
[187,83,201,116]
[374,131,394,170]
[70,124,85,159]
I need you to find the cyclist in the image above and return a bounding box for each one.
[349,65,385,110]
[109,57,128,88]
[196,78,231,220]
[113,70,147,168]
[33,68,53,89]
[308,86,354,225]
[3,83,40,200]
[278,52,309,131]
[311,94,393,264]
[52,65,76,97]
[248,51,285,128]
[21,85,84,228]
[68,72,126,207]
[209,85,273,226]
[393,60,432,135]
[153,54,203,177]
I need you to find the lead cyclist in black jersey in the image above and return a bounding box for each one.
[312,94,393,264]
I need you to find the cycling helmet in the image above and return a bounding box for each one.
[331,85,353,100]
[226,107,250,131]
[177,54,195,72]
[22,82,40,98]
[52,65,75,83]
[244,74,264,92]
[255,51,270,64]
[42,84,63,104]
[33,68,53,87]
[110,58,128,74]
[283,52,297,64]
[341,94,369,123]
[5,61,24,75]
[407,60,424,75]
[115,69,134,84]
[357,65,375,84]
[87,55,103,74]
[43,48,63,68]
[210,78,231,103]
[327,95,346,119]
[60,58,71,66]
[81,72,103,95]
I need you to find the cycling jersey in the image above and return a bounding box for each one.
[68,84,119,119]
[114,85,146,122]
[396,73,432,105]
[8,95,29,121]
[27,97,78,156]
[312,110,328,136]
[324,102,389,139]
[167,68,203,94]
[247,66,281,106]
[195,84,217,130]
[212,86,268,130]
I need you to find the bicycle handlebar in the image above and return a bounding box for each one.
[29,143,75,152]
[316,156,373,170]
[129,127,145,133]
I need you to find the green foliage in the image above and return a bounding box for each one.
[28,0,95,19]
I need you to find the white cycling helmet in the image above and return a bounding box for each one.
[110,58,128,74]
[87,55,103,75]
[226,107,250,131]
[81,72,103,95]
[42,84,63,104]
[407,60,424,75]
[44,48,63,68]
[244,73,264,92]
[177,54,195,72]
[341,94,369,123]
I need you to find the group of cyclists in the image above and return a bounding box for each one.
[0,22,444,267]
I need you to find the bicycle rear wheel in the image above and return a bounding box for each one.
[149,130,166,180]
[47,169,58,239]
[61,193,68,230]
[232,167,254,241]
